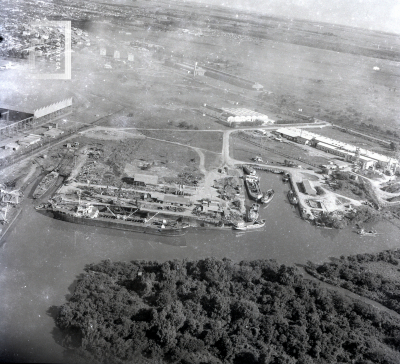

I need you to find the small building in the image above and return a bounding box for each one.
[128,53,134,62]
[357,156,376,170]
[47,122,58,129]
[133,174,159,186]
[302,179,317,196]
[43,128,64,138]
[296,135,311,145]
[114,50,120,59]
[3,142,20,151]
[276,127,299,141]
[333,160,349,170]
[222,108,273,125]
[18,134,41,147]
[162,194,191,206]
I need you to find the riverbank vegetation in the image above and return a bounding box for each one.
[56,258,400,364]
[306,250,400,315]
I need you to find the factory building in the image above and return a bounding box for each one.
[0,98,72,138]
[275,127,398,172]
[201,105,274,128]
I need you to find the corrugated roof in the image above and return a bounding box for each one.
[222,108,269,119]
[162,194,190,205]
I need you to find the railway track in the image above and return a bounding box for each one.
[232,133,320,168]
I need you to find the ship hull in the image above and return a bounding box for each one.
[234,220,266,230]
[287,190,298,205]
[53,209,187,237]
[32,173,59,199]
[244,178,263,201]
[261,190,274,204]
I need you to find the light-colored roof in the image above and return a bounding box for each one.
[302,179,317,195]
[222,108,269,119]
[163,194,190,205]
[279,127,398,165]
[316,142,339,151]
[19,134,41,144]
[4,142,20,149]
[44,128,64,137]
[134,174,158,185]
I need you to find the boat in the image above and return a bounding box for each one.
[246,203,260,222]
[357,228,377,236]
[287,190,298,205]
[261,189,274,204]
[34,203,52,211]
[243,165,257,176]
[51,203,189,236]
[233,219,266,231]
[244,175,263,201]
[32,172,59,199]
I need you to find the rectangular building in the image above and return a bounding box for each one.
[302,179,317,196]
[162,195,191,206]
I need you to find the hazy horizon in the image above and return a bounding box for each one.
[185,0,400,35]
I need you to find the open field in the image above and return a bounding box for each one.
[2,0,400,139]
[140,130,223,153]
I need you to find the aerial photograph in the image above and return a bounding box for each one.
[1,0,400,363]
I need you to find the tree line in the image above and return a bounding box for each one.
[306,250,400,315]
[56,257,400,364]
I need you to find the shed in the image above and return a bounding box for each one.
[18,134,41,147]
[43,128,64,138]
[4,142,20,151]
[134,174,159,186]
[302,179,317,196]
[162,195,191,206]
[333,160,348,170]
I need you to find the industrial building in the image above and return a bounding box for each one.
[276,127,399,172]
[18,134,42,147]
[164,60,263,91]
[162,195,191,206]
[202,104,274,127]
[0,98,72,138]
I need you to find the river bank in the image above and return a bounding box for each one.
[0,172,399,363]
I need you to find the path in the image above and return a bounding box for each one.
[300,267,400,321]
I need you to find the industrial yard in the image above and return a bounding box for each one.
[1,0,400,363]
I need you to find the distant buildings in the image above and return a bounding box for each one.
[202,105,274,128]
[276,127,399,172]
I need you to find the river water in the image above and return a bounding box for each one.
[0,172,399,363]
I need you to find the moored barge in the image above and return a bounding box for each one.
[52,204,189,236]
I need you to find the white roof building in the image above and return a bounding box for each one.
[277,127,398,170]
[222,108,274,124]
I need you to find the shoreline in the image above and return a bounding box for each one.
[0,207,22,246]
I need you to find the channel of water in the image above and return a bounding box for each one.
[0,172,399,362]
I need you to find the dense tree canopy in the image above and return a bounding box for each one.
[56,258,400,364]
[306,250,400,315]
